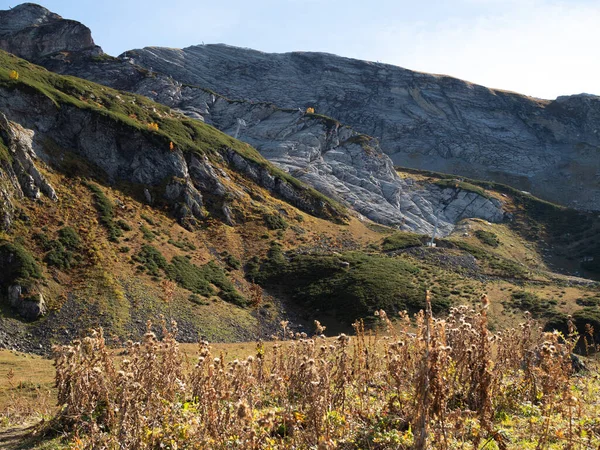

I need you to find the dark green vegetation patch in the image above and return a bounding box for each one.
[474,230,500,248]
[264,213,288,230]
[133,245,168,277]
[167,257,246,306]
[36,227,84,270]
[86,183,122,242]
[133,246,245,306]
[0,241,42,285]
[507,290,557,318]
[251,244,445,322]
[381,232,424,251]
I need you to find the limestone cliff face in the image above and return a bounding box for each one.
[127,45,600,211]
[0,113,57,230]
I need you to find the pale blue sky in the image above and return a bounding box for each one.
[1,0,599,99]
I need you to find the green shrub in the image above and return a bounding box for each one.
[223,253,241,270]
[140,225,154,242]
[87,183,122,242]
[116,219,132,231]
[254,249,434,322]
[381,233,424,251]
[189,293,209,305]
[44,241,75,270]
[168,239,196,251]
[0,241,42,284]
[475,230,500,248]
[245,256,261,282]
[58,226,82,250]
[264,213,288,230]
[34,232,52,251]
[133,245,167,277]
[167,257,246,306]
[509,291,556,318]
[140,214,156,226]
[576,297,600,307]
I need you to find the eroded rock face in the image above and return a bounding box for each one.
[0,113,57,229]
[0,78,342,228]
[131,79,505,234]
[127,44,600,211]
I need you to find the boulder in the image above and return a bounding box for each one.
[7,284,47,321]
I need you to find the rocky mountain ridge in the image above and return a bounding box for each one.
[126,46,600,212]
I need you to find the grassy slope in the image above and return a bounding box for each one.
[0,50,346,220]
[397,165,600,275]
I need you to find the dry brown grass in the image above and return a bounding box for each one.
[40,295,598,449]
[0,351,56,428]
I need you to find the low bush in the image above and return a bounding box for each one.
[44,241,75,270]
[167,257,246,306]
[254,248,439,322]
[381,232,424,251]
[133,245,168,277]
[223,252,241,270]
[0,241,42,284]
[57,226,82,250]
[264,213,288,230]
[86,183,122,242]
[140,225,154,241]
[475,230,500,247]
[509,290,556,318]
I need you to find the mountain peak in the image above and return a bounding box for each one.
[0,3,59,34]
[0,2,98,62]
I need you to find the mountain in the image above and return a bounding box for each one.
[0,3,599,355]
[0,3,509,236]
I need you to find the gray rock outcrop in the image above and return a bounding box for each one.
[0,112,57,229]
[8,284,47,320]
[0,75,341,228]
[128,78,504,234]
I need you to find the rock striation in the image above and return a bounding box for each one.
[134,80,504,234]
[0,112,57,230]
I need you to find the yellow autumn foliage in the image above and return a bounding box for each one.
[9,70,19,80]
[305,107,315,114]
[147,122,159,131]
